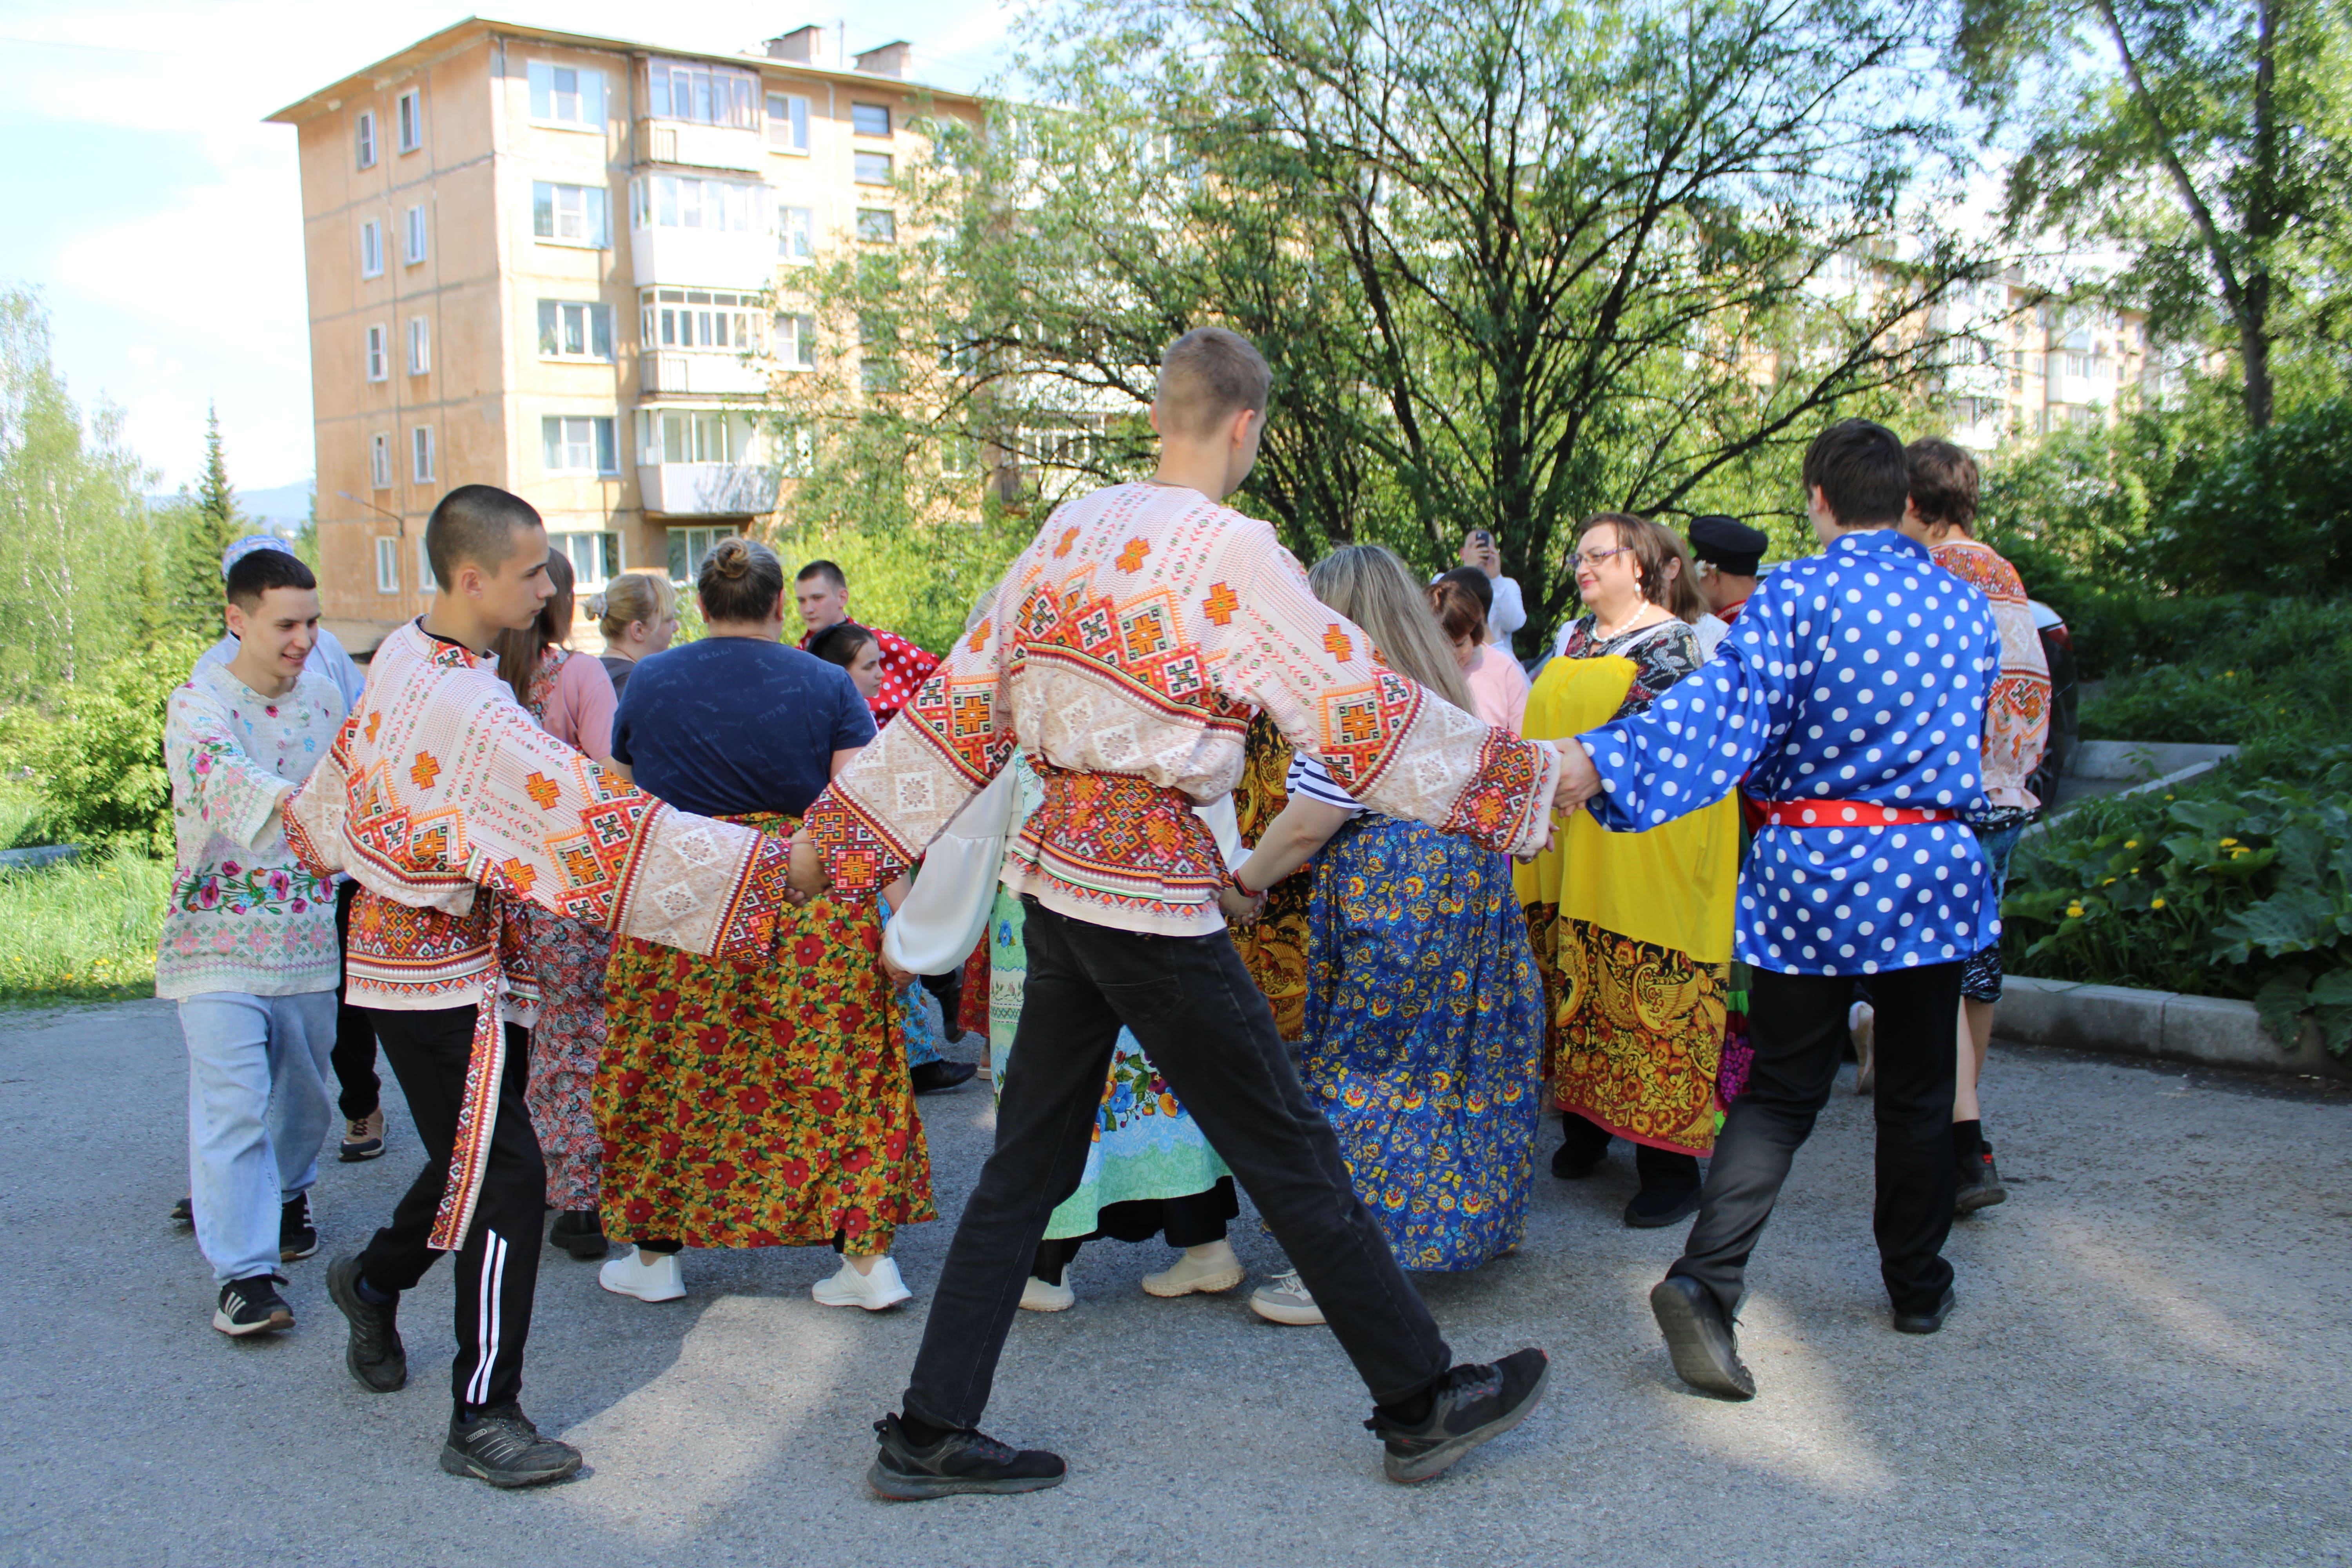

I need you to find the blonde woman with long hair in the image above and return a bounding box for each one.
[1227,544,1546,1326]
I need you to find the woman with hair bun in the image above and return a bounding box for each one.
[595,537,936,1311]
[587,570,679,699]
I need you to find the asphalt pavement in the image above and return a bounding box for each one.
[2,998,2347,1567]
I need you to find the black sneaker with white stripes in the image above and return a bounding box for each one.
[280,1192,318,1261]
[439,1405,583,1488]
[214,1273,293,1337]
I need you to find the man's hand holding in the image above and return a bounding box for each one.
[1551,739,1603,817]
[787,832,831,903]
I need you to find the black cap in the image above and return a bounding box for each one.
[1688,514,1767,575]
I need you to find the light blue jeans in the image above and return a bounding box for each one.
[180,991,338,1284]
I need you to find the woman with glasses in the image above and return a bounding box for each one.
[1519,514,1740,1227]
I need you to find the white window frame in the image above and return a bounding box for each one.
[532,181,610,248]
[526,61,607,129]
[356,110,377,168]
[778,204,815,261]
[407,316,430,376]
[851,102,892,139]
[855,208,897,244]
[541,414,619,475]
[645,58,758,127]
[775,312,817,370]
[369,432,392,489]
[779,424,816,477]
[405,204,428,264]
[553,531,622,590]
[396,89,422,154]
[666,525,738,583]
[364,324,388,382]
[359,219,383,278]
[639,289,762,354]
[375,536,401,593]
[411,425,436,484]
[637,408,739,465]
[766,92,811,153]
[537,299,614,361]
[626,174,766,234]
[416,536,437,593]
[853,151,893,186]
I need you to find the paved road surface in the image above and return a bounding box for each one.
[2,998,2346,1566]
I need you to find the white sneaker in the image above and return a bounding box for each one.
[1849,1000,1877,1096]
[1249,1269,1325,1326]
[599,1246,685,1303]
[1142,1240,1245,1298]
[1020,1275,1075,1312]
[813,1255,913,1311]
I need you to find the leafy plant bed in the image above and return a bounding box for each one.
[0,850,169,1006]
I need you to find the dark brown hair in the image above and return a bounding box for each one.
[795,558,846,591]
[1156,327,1272,439]
[697,537,786,624]
[225,548,316,611]
[1905,437,1980,533]
[425,484,542,584]
[1426,578,1487,646]
[1800,418,1909,528]
[1575,512,1697,615]
[807,621,875,668]
[490,548,574,709]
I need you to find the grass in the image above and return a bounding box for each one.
[0,779,47,852]
[0,850,171,1006]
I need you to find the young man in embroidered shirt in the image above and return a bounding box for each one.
[285,486,809,1490]
[160,546,346,1338]
[1552,419,2004,1400]
[793,327,1584,1498]
[794,559,942,727]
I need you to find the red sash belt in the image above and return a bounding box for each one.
[1763,801,1956,828]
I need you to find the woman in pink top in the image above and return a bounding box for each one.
[1429,577,1528,734]
[488,552,622,1260]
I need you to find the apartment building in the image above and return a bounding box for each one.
[266,19,981,649]
[1934,273,2154,453]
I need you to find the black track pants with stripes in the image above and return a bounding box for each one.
[359,1006,544,1413]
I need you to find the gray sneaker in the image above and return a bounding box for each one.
[1248,1269,1325,1326]
[439,1405,583,1488]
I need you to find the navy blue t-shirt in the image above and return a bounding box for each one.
[611,637,876,819]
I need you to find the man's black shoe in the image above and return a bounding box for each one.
[280,1192,319,1261]
[1551,1116,1609,1180]
[1366,1348,1550,1483]
[1955,1147,2008,1214]
[326,1253,407,1392]
[440,1404,583,1488]
[868,1414,1066,1499]
[171,1194,193,1225]
[1623,1183,1702,1229]
[911,1059,978,1094]
[1893,1285,1956,1335]
[213,1273,294,1337]
[549,1208,609,1260]
[1649,1275,1756,1399]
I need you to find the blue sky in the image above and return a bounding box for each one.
[0,2,1016,496]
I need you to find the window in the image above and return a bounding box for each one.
[356,110,377,168]
[364,324,388,382]
[527,62,607,127]
[851,102,892,138]
[553,531,622,589]
[779,425,815,477]
[778,205,815,260]
[405,205,428,264]
[369,432,392,488]
[2066,352,2091,378]
[666,526,737,582]
[407,316,430,375]
[853,151,893,186]
[411,425,436,484]
[532,181,609,247]
[541,415,619,474]
[396,89,421,153]
[775,312,816,369]
[360,219,384,278]
[639,408,737,464]
[416,536,437,593]
[626,174,766,232]
[860,356,899,393]
[645,58,757,127]
[766,93,811,152]
[640,289,760,352]
[855,208,897,243]
[375,536,400,593]
[537,300,613,360]
[941,436,978,477]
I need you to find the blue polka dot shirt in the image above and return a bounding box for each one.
[1579,528,2005,976]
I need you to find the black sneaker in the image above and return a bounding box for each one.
[1623,1182,1702,1229]
[171,1194,193,1225]
[280,1192,319,1261]
[1366,1349,1551,1483]
[911,1059,978,1094]
[214,1273,294,1337]
[325,1253,407,1392]
[868,1414,1067,1500]
[439,1404,584,1489]
[549,1208,610,1260]
[1955,1145,2008,1214]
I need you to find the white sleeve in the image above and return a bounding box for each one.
[1486,576,1527,646]
[309,626,369,711]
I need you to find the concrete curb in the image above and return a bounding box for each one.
[0,845,79,871]
[2001,974,2348,1080]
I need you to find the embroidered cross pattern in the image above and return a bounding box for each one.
[524,771,561,809]
[1053,526,1080,558]
[410,751,441,789]
[965,617,991,653]
[1323,624,1354,661]
[1114,537,1150,573]
[1203,582,1238,625]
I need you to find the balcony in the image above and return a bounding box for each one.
[628,225,775,290]
[635,120,763,173]
[637,463,778,517]
[641,352,770,398]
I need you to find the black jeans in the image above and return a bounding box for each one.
[330,880,381,1122]
[1670,963,1961,1319]
[358,1007,544,1413]
[903,898,1451,1428]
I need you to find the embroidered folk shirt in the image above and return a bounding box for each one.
[156,662,347,1000]
[805,482,1564,936]
[1930,537,2050,811]
[1577,528,2004,976]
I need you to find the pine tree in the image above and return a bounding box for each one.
[176,404,245,633]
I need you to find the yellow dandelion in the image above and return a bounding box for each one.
[2151,897,2166,910]
[2220,837,2239,847]
[2065,903,2085,918]
[2102,876,2117,886]
[2125,840,2139,849]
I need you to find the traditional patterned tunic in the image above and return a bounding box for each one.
[805,482,1562,926]
[156,662,346,999]
[283,620,797,1249]
[1577,529,2005,975]
[1930,537,2050,811]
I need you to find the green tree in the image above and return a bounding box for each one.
[174,403,245,634]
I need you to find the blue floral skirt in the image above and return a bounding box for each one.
[1301,816,1544,1271]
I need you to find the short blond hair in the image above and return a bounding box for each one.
[1155,327,1271,439]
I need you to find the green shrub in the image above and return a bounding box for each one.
[2147,399,2352,597]
[27,632,209,857]
[2076,598,2352,746]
